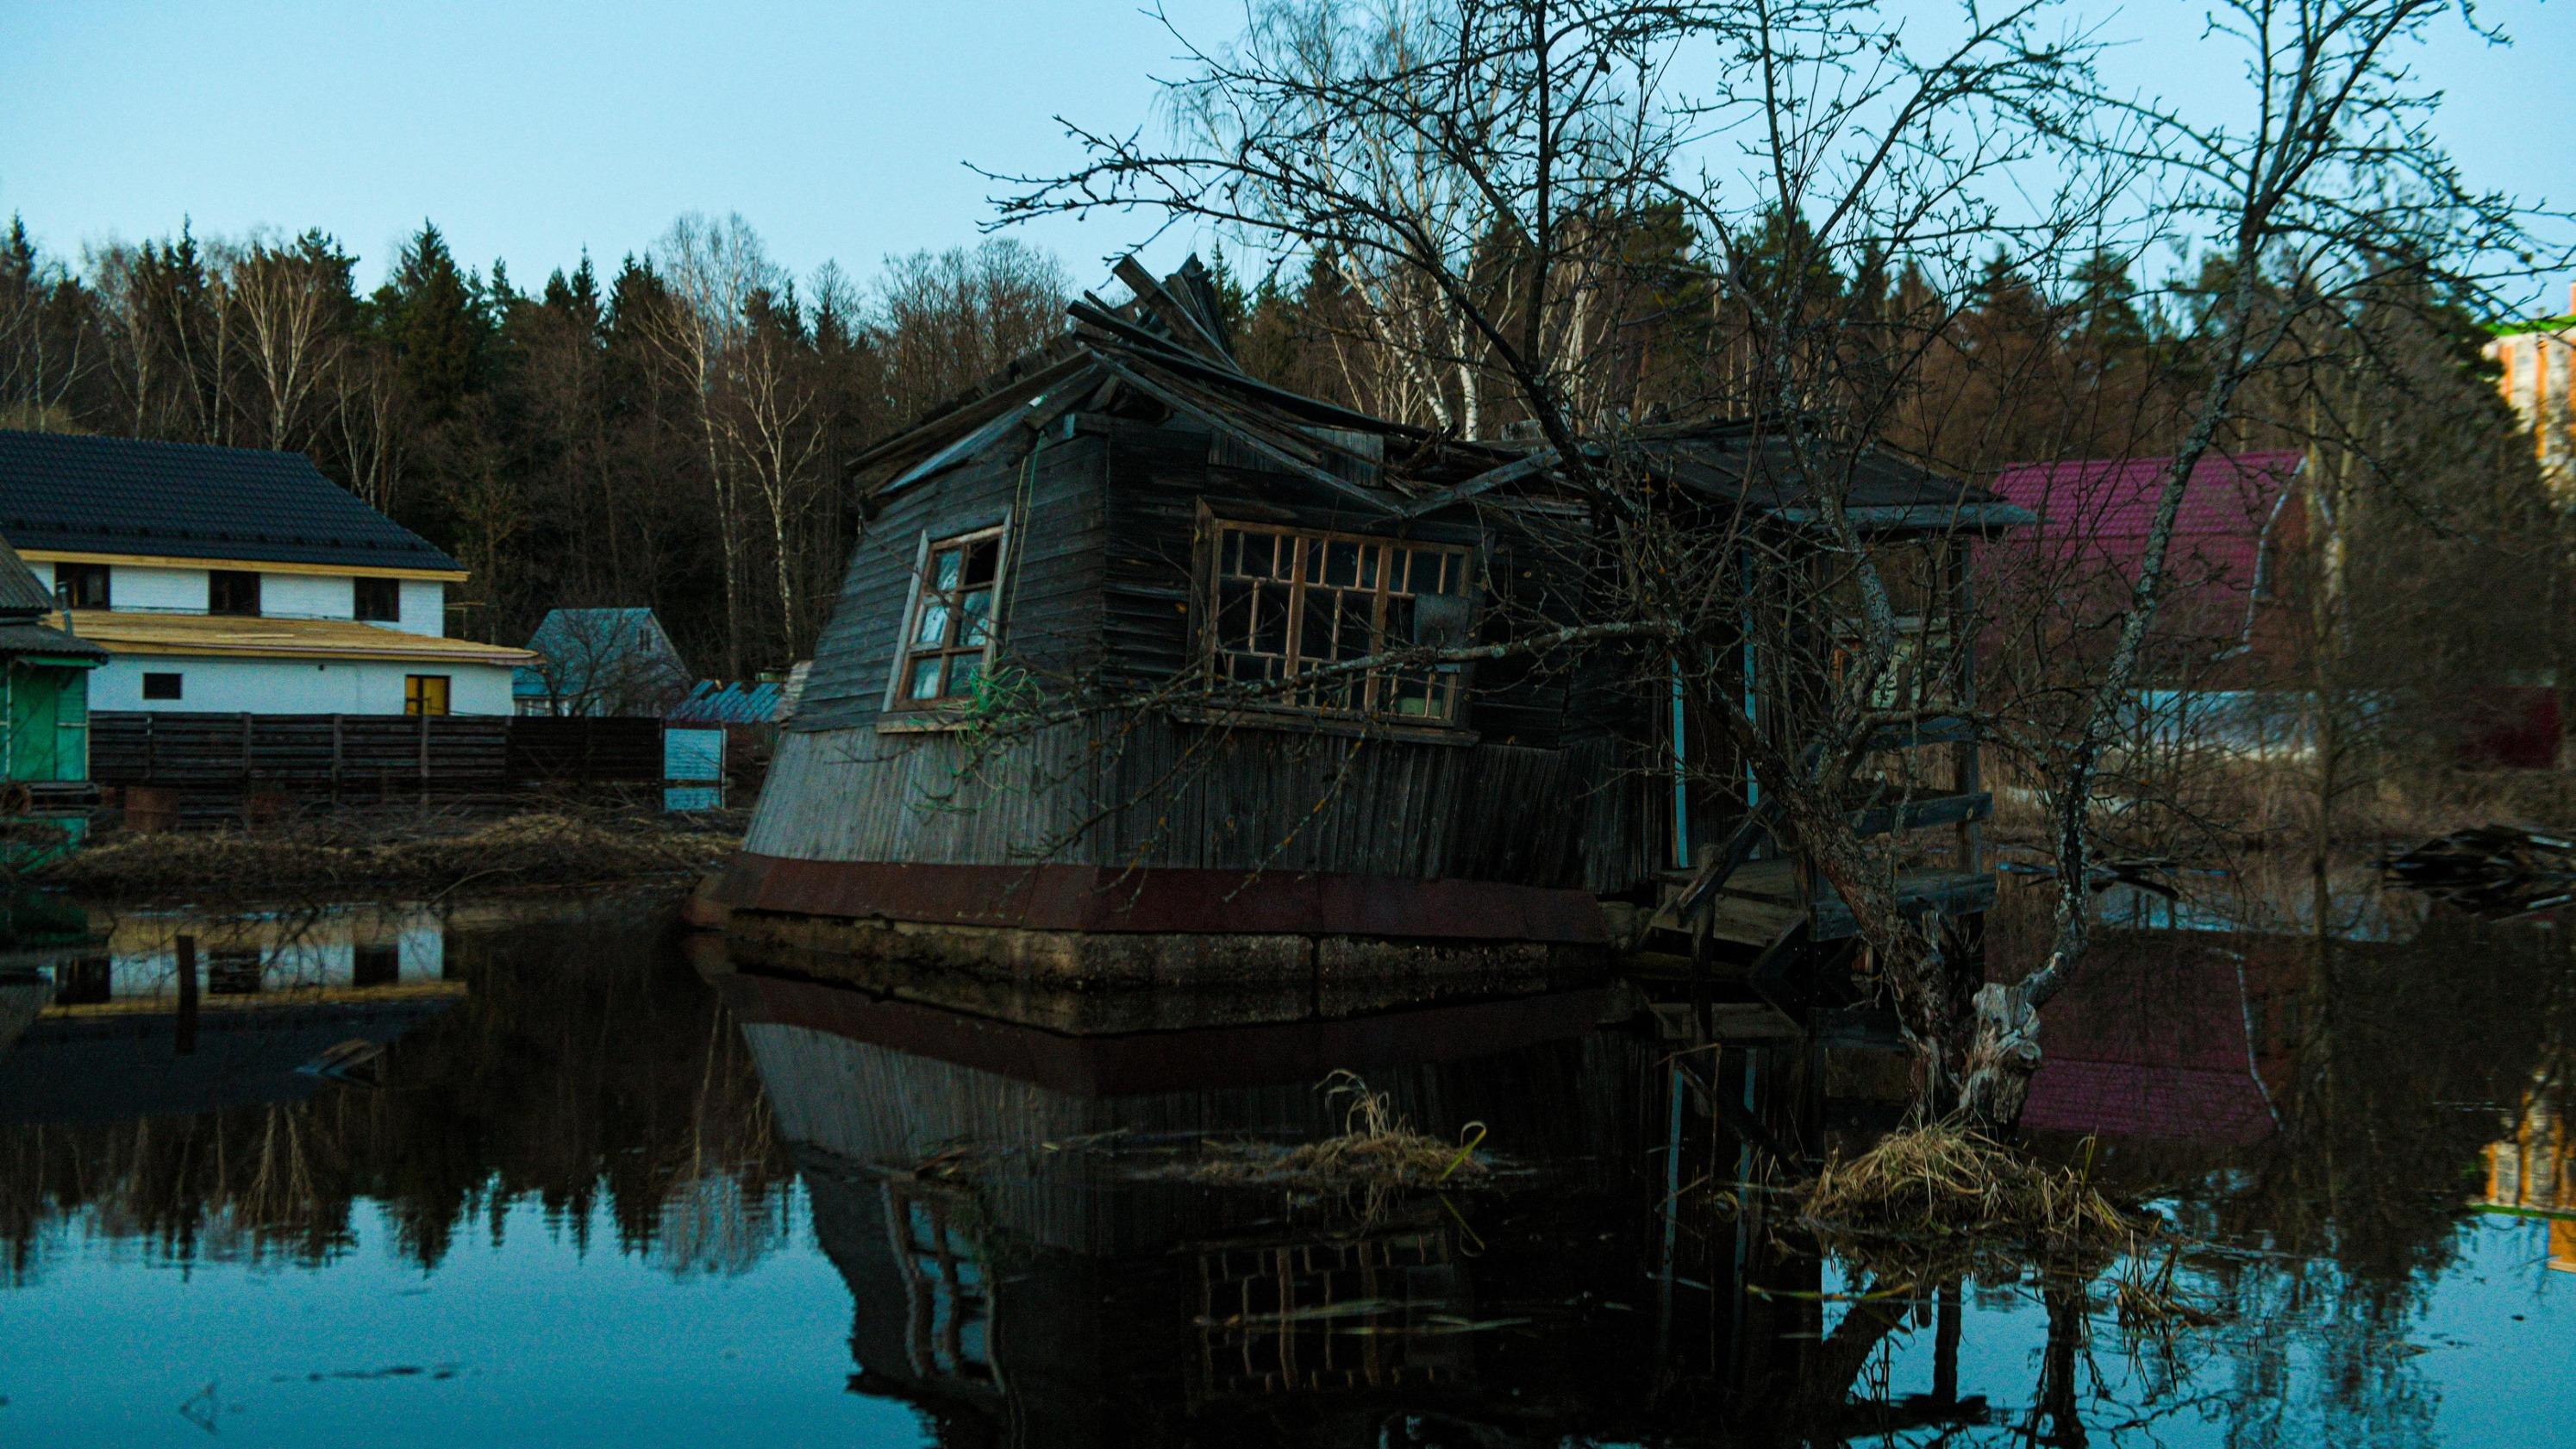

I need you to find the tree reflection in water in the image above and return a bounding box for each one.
[0,897,793,1285]
[0,871,2563,1446]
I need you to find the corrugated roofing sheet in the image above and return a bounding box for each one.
[0,620,107,662]
[1991,453,2304,560]
[668,679,785,723]
[0,431,464,572]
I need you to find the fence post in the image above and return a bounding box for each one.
[418,711,431,794]
[331,715,345,803]
[174,934,198,1057]
[240,713,253,789]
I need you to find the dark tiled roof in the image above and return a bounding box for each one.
[0,534,59,615]
[0,431,462,572]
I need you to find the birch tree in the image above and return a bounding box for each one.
[649,211,779,680]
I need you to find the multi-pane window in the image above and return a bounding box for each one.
[894,528,1004,707]
[1208,523,1473,721]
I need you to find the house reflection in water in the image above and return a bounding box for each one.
[709,962,1829,1446]
[2020,872,2576,1283]
[2485,1067,2575,1274]
[0,903,466,1125]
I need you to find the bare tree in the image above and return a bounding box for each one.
[228,230,356,453]
[874,239,1070,423]
[649,211,782,680]
[995,0,2558,1125]
[1961,0,2558,1122]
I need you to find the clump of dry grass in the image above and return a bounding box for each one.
[40,809,740,902]
[1800,1123,2138,1258]
[1195,1071,1490,1190]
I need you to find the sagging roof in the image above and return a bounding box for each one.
[63,610,535,666]
[0,430,466,575]
[846,256,2021,531]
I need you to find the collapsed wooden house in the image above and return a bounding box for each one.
[712,257,2027,1027]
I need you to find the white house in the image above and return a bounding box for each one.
[0,431,531,715]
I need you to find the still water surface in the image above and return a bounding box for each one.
[0,884,2567,1446]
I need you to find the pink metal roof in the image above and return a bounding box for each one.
[1989,452,2305,585]
[2023,1059,2279,1145]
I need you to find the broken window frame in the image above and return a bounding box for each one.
[887,525,1010,711]
[1199,518,1478,725]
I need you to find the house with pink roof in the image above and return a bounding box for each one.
[1981,449,2558,764]
[1986,451,2310,672]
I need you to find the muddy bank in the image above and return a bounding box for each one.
[30,808,743,903]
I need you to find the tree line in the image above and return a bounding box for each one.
[10,190,2539,693]
[0,214,1068,679]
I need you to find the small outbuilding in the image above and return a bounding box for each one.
[0,534,108,853]
[514,607,691,717]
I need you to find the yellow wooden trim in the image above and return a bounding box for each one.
[17,547,467,583]
[91,641,533,665]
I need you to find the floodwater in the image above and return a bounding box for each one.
[0,877,2567,1446]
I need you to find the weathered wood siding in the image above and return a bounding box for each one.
[761,410,1669,898]
[794,430,1108,734]
[745,714,1653,893]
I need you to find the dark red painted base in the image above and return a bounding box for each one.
[715,853,1607,945]
[717,968,1618,1096]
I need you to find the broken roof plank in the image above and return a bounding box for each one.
[1391,447,1562,520]
[847,353,1094,484]
[1769,502,2037,532]
[1090,353,1404,515]
[1113,256,1238,367]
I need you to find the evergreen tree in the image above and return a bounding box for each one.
[372,222,490,426]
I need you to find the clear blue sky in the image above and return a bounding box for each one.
[3,0,2571,315]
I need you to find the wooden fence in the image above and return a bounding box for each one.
[504,716,666,785]
[89,713,676,821]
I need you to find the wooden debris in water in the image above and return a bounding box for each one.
[2384,824,2576,919]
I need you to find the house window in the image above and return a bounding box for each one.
[209,570,261,616]
[352,943,400,988]
[355,577,401,622]
[404,674,451,716]
[141,672,183,701]
[893,528,1004,707]
[53,562,109,610]
[1206,523,1474,721]
[53,957,109,1005]
[207,950,264,996]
